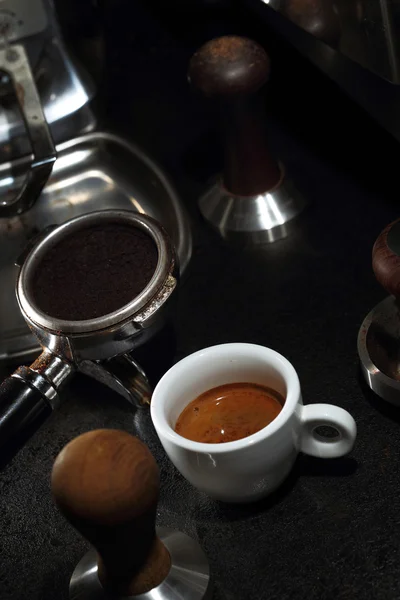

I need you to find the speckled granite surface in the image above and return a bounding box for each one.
[2,1,400,599]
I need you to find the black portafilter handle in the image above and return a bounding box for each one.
[0,377,52,464]
[0,353,74,467]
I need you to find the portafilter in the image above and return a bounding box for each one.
[0,210,178,463]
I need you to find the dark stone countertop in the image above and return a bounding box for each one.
[2,2,400,599]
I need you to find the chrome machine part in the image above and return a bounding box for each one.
[70,528,212,600]
[0,0,95,161]
[199,171,306,244]
[358,295,400,406]
[0,44,56,216]
[79,353,151,409]
[13,350,74,410]
[0,132,192,363]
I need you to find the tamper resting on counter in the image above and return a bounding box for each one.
[358,218,400,405]
[189,36,306,244]
[52,429,212,599]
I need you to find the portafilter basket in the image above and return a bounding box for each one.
[0,210,178,464]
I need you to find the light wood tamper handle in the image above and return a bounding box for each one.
[189,36,282,197]
[372,219,400,299]
[52,429,171,596]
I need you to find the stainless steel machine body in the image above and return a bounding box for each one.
[0,0,95,160]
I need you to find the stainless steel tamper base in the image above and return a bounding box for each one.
[358,296,400,406]
[70,528,212,600]
[199,174,306,244]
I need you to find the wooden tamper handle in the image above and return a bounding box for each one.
[52,429,171,596]
[372,219,400,299]
[189,36,282,197]
[282,0,341,45]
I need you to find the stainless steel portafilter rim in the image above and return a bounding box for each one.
[17,210,175,335]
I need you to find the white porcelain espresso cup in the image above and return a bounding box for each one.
[151,343,357,503]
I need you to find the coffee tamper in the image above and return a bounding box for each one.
[358,218,400,405]
[282,0,341,46]
[52,429,212,600]
[189,36,306,244]
[0,210,178,463]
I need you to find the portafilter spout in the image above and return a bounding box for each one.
[0,210,178,464]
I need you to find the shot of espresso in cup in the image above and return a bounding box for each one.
[151,343,357,503]
[175,383,284,443]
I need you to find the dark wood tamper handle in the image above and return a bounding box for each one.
[52,429,171,596]
[372,219,400,298]
[282,0,341,46]
[189,36,282,197]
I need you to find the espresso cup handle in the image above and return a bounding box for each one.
[299,404,357,458]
